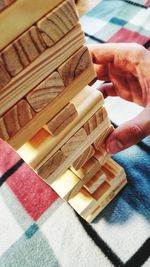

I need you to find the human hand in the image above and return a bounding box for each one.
[90,43,150,154]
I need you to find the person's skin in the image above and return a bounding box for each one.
[90,43,150,154]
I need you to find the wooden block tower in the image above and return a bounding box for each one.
[0,0,127,222]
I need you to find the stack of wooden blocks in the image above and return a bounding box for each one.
[0,0,127,222]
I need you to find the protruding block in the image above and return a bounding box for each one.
[72,145,95,170]
[68,187,98,217]
[44,103,78,136]
[37,0,78,47]
[49,169,80,201]
[61,127,87,158]
[58,46,91,86]
[26,71,65,112]
[94,148,111,166]
[84,107,108,135]
[38,150,66,180]
[0,99,35,140]
[93,125,113,150]
[84,169,106,194]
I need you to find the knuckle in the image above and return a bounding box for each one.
[129,124,145,142]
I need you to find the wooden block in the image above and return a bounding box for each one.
[0,0,64,50]
[94,148,111,166]
[85,175,127,222]
[93,125,113,150]
[61,127,87,158]
[2,44,23,77]
[18,86,103,169]
[14,40,30,67]
[84,107,108,135]
[58,46,91,86]
[48,169,81,201]
[0,24,84,115]
[0,56,11,92]
[70,157,101,182]
[101,158,124,186]
[84,169,106,194]
[26,71,65,112]
[68,187,98,217]
[92,181,111,202]
[0,99,35,140]
[18,26,46,62]
[38,150,66,180]
[72,145,95,170]
[0,0,15,12]
[37,0,78,48]
[44,103,78,136]
[93,128,112,150]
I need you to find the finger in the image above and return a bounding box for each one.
[105,107,150,154]
[97,82,117,98]
[94,64,109,81]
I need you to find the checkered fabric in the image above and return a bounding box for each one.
[0,1,150,267]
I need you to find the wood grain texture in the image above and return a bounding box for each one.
[26,71,65,112]
[58,46,92,86]
[93,125,113,150]
[84,169,106,194]
[84,107,108,135]
[38,150,66,180]
[0,0,15,12]
[44,103,78,136]
[72,145,95,170]
[94,148,111,166]
[0,57,11,92]
[0,0,64,50]
[0,24,85,115]
[37,0,78,48]
[61,127,87,158]
[0,99,35,140]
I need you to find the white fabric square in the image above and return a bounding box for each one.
[0,194,23,256]
[80,15,107,35]
[130,8,150,31]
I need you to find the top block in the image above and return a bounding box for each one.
[0,0,64,50]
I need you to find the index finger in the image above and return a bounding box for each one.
[89,43,126,64]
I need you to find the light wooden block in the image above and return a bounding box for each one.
[70,157,101,182]
[0,0,15,12]
[61,127,88,158]
[17,86,103,169]
[93,125,113,150]
[85,175,127,223]
[37,0,78,48]
[38,150,66,180]
[101,158,124,186]
[72,145,95,170]
[44,103,78,136]
[0,99,35,140]
[0,57,11,93]
[49,169,80,201]
[58,46,91,86]
[94,148,111,166]
[84,169,106,194]
[68,187,98,217]
[0,0,64,50]
[0,24,84,115]
[83,107,108,135]
[26,71,65,112]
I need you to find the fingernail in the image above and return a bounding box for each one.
[106,139,124,154]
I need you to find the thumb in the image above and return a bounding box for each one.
[105,107,150,154]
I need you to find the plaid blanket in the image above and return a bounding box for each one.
[0,1,150,266]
